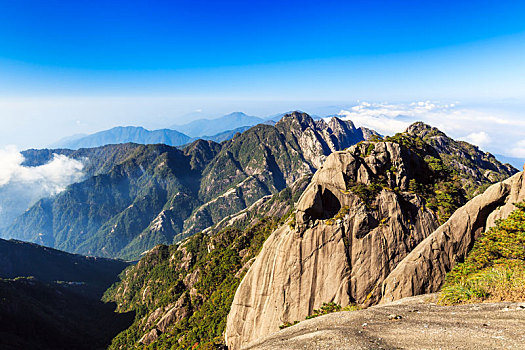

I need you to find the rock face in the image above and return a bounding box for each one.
[380,168,525,303]
[405,122,517,197]
[225,131,521,349]
[243,295,525,350]
[225,142,441,349]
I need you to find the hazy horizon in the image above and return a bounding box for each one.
[1,1,524,158]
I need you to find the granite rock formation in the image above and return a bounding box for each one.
[225,137,521,349]
[380,166,525,303]
[225,141,442,349]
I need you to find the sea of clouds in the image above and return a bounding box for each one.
[336,101,525,160]
[0,146,85,229]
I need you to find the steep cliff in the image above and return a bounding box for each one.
[380,166,525,303]
[225,125,518,349]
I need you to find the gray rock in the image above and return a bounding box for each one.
[225,142,439,349]
[225,141,523,350]
[380,171,524,303]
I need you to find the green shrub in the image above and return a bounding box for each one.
[305,302,342,319]
[279,302,360,329]
[439,201,525,304]
[279,320,299,329]
[365,143,375,156]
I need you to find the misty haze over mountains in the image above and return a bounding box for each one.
[47,104,525,168]
[0,112,519,259]
[0,107,523,234]
[51,112,269,149]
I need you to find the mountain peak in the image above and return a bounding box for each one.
[327,116,356,130]
[223,111,248,118]
[276,111,316,130]
[405,121,445,138]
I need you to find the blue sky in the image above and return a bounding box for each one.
[0,0,525,157]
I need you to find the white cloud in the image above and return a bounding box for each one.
[0,145,85,193]
[0,145,85,228]
[335,101,525,158]
[510,139,525,158]
[461,131,492,148]
[336,100,456,136]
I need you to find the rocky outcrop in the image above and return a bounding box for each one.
[243,295,525,350]
[225,142,441,349]
[380,167,525,303]
[405,122,517,197]
[225,129,521,349]
[274,112,379,169]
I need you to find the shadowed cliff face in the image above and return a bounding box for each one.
[225,142,442,349]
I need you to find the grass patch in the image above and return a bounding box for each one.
[439,201,525,304]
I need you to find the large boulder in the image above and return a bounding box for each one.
[225,142,440,349]
[380,169,525,303]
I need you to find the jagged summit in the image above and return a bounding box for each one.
[400,121,517,196]
[275,111,315,127]
[405,120,441,136]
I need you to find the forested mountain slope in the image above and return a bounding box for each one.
[4,112,376,259]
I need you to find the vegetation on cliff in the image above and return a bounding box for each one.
[103,180,308,349]
[404,122,517,198]
[439,201,525,304]
[350,134,467,224]
[357,124,513,224]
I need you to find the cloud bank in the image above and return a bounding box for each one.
[0,146,85,228]
[336,101,525,160]
[463,132,492,148]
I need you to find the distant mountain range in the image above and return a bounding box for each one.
[50,111,524,172]
[0,238,128,294]
[52,126,193,149]
[51,112,269,149]
[169,112,265,137]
